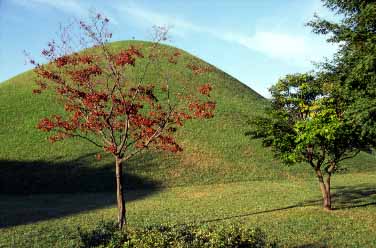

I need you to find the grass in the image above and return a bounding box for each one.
[0,40,375,247]
[1,172,375,247]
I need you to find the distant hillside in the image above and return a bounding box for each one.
[0,40,374,193]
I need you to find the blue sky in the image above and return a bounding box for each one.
[0,0,337,97]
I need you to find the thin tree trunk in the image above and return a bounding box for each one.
[324,161,336,211]
[315,169,331,211]
[115,157,126,229]
[324,172,332,210]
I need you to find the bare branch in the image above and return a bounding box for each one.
[61,131,102,148]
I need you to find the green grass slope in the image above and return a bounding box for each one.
[0,41,375,247]
[0,40,375,193]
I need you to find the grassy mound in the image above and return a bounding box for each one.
[0,40,375,194]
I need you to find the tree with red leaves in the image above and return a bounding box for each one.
[29,14,215,229]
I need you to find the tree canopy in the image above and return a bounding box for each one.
[308,0,376,146]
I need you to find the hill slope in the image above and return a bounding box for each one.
[0,40,375,193]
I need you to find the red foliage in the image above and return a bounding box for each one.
[37,118,55,131]
[35,68,62,82]
[198,83,212,96]
[186,63,214,75]
[69,65,102,84]
[130,115,155,127]
[55,54,93,67]
[189,101,216,118]
[31,13,216,159]
[157,135,183,152]
[55,56,74,67]
[114,46,144,66]
[104,144,117,154]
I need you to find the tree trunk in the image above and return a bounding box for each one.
[315,169,332,211]
[115,157,126,229]
[324,172,332,210]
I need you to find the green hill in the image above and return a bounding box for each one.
[0,40,375,194]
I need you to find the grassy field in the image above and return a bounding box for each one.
[0,40,375,247]
[1,173,375,247]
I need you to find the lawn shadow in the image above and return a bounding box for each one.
[332,184,376,209]
[195,184,376,225]
[195,204,303,225]
[0,152,163,228]
[301,184,376,210]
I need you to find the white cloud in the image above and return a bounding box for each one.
[13,0,336,67]
[12,0,86,16]
[123,6,202,32]
[118,4,336,67]
[119,5,203,38]
[222,31,336,66]
[223,32,306,61]
[11,0,118,24]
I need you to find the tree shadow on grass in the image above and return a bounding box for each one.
[0,153,162,228]
[333,185,376,209]
[195,204,302,225]
[302,184,376,210]
[196,184,376,225]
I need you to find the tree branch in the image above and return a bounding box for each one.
[336,149,360,163]
[61,131,102,148]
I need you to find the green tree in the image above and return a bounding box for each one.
[249,0,376,211]
[248,73,365,210]
[307,0,376,147]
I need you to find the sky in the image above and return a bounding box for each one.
[0,0,338,97]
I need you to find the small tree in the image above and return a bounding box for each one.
[248,73,365,210]
[29,14,215,229]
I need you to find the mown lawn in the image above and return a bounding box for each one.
[1,172,375,247]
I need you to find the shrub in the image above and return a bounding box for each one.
[77,221,277,248]
[77,220,123,247]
